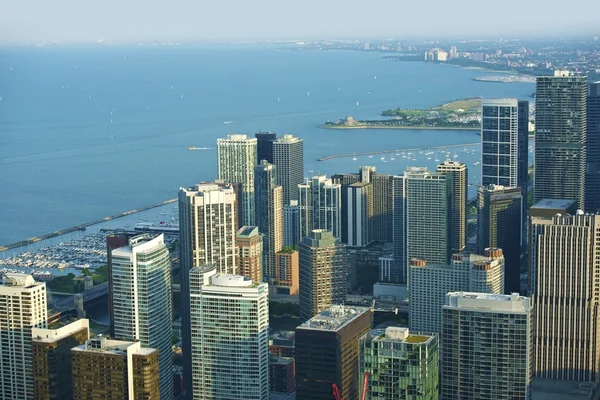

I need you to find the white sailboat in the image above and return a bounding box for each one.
[306,91,310,96]
[356,101,360,106]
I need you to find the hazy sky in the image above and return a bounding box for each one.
[1,0,598,44]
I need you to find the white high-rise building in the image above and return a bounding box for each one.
[110,234,174,400]
[298,175,342,240]
[190,266,269,400]
[442,292,533,399]
[530,211,600,383]
[409,248,505,333]
[0,274,47,400]
[179,183,238,397]
[217,134,257,226]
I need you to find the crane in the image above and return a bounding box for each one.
[361,372,370,400]
[332,383,342,400]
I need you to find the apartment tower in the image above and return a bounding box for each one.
[586,82,600,212]
[298,175,342,240]
[273,134,304,205]
[255,131,276,163]
[437,161,467,252]
[347,182,373,247]
[235,226,263,283]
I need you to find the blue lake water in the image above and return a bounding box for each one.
[0,45,535,245]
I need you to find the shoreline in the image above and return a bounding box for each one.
[320,124,479,131]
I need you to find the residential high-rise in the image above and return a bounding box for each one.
[530,210,600,382]
[189,267,270,400]
[332,172,361,243]
[296,306,371,400]
[255,131,276,163]
[254,160,284,280]
[217,134,257,226]
[534,72,588,209]
[110,234,173,400]
[437,161,467,252]
[370,173,394,243]
[32,319,90,400]
[480,98,529,232]
[269,356,295,394]
[71,336,160,400]
[409,248,505,333]
[586,82,600,212]
[283,200,300,248]
[0,273,47,400]
[405,167,451,266]
[178,183,238,397]
[275,248,299,295]
[347,182,373,247]
[106,233,133,337]
[298,175,342,240]
[299,229,347,321]
[273,134,304,205]
[359,327,439,400]
[392,174,407,283]
[477,185,523,293]
[236,226,263,283]
[442,292,533,400]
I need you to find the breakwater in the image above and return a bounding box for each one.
[317,143,479,161]
[0,199,178,253]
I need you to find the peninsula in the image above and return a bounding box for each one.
[322,98,481,131]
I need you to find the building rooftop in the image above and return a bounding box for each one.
[237,226,259,238]
[72,336,156,356]
[531,199,576,210]
[297,305,370,332]
[369,327,436,345]
[210,274,255,288]
[1,273,43,289]
[33,318,89,344]
[445,291,532,313]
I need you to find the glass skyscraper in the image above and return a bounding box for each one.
[586,82,600,212]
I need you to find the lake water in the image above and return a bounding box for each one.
[0,44,535,246]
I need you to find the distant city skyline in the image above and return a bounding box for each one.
[0,0,598,44]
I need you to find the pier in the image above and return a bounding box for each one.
[0,198,178,253]
[317,142,479,161]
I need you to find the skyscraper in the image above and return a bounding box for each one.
[178,183,238,398]
[236,226,263,283]
[586,82,600,212]
[32,319,90,400]
[442,292,532,399]
[392,174,407,283]
[530,209,600,382]
[360,327,439,400]
[405,167,451,266]
[477,185,523,294]
[106,233,133,338]
[299,229,347,321]
[283,200,300,248]
[298,175,342,240]
[71,337,160,400]
[273,134,304,205]
[189,266,270,400]
[534,72,588,209]
[296,306,371,400]
[110,233,174,400]
[437,161,467,253]
[370,173,394,243]
[217,134,258,226]
[332,172,361,243]
[254,160,284,280]
[255,131,276,163]
[409,248,505,333]
[275,248,299,295]
[347,182,373,247]
[0,273,47,400]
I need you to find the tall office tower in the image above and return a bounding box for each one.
[409,248,505,333]
[255,131,276,163]
[298,175,342,240]
[273,134,304,205]
[347,182,373,247]
[110,234,173,400]
[106,233,132,337]
[481,98,529,237]
[189,266,270,400]
[586,82,600,212]
[405,167,451,265]
[72,336,160,400]
[437,161,467,252]
[32,319,90,400]
[477,185,523,293]
[392,175,407,282]
[236,226,263,283]
[0,274,47,400]
[275,249,299,295]
[359,327,439,400]
[442,292,533,400]
[534,71,588,209]
[530,210,600,382]
[299,229,347,321]
[284,200,300,247]
[296,306,372,400]
[332,172,361,243]
[255,160,284,280]
[217,134,257,226]
[178,183,238,398]
[370,174,394,243]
